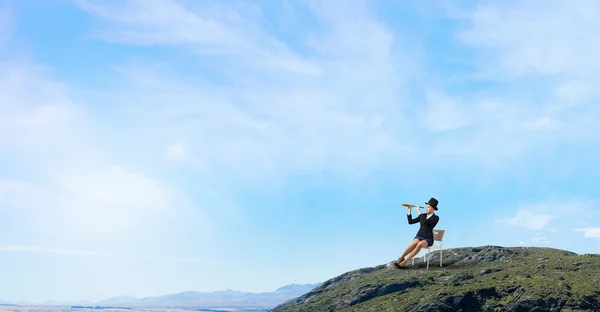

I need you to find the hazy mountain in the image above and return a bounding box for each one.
[93,295,139,306]
[95,283,320,309]
[271,246,600,311]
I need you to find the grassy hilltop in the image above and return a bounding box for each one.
[271,246,600,312]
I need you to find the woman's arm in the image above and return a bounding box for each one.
[407,208,420,224]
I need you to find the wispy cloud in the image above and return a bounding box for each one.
[0,40,210,252]
[142,255,248,265]
[163,138,190,162]
[0,6,13,45]
[0,178,29,198]
[418,91,477,132]
[0,245,111,257]
[574,228,600,239]
[75,0,322,75]
[458,0,600,78]
[516,234,551,246]
[67,0,600,183]
[501,200,583,231]
[416,0,600,165]
[0,245,242,265]
[503,210,557,231]
[531,234,550,244]
[0,61,80,154]
[73,0,411,185]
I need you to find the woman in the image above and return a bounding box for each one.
[395,197,439,268]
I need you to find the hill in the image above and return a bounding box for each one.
[270,246,600,312]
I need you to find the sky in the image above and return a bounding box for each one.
[1,0,600,304]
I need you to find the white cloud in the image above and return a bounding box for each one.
[1,162,207,249]
[0,178,29,199]
[502,200,591,233]
[0,7,12,44]
[414,0,600,164]
[61,0,600,193]
[515,233,551,246]
[0,51,210,252]
[75,0,322,75]
[542,228,559,233]
[164,139,189,162]
[531,234,550,244]
[0,62,80,153]
[418,91,476,132]
[554,80,595,101]
[504,210,556,231]
[73,0,412,185]
[574,228,600,239]
[75,0,242,46]
[1,159,210,251]
[458,0,600,78]
[52,165,175,233]
[420,98,564,163]
[71,0,600,180]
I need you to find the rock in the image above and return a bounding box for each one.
[445,291,482,311]
[514,298,539,309]
[342,281,422,308]
[512,297,568,311]
[474,287,500,299]
[478,268,502,276]
[575,291,600,310]
[472,254,500,262]
[417,304,434,311]
[452,273,474,283]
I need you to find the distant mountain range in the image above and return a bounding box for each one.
[1,283,321,310]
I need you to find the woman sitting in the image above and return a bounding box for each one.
[395,197,440,268]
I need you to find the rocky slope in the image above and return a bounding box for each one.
[270,246,600,312]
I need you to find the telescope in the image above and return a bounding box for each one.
[402,203,424,209]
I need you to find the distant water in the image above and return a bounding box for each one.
[197,310,270,312]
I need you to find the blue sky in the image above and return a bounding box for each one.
[1,0,600,303]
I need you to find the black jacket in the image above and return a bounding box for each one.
[407,213,439,239]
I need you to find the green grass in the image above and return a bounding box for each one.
[271,246,600,312]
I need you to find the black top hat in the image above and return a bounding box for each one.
[425,197,439,210]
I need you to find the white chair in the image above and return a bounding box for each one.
[412,229,446,269]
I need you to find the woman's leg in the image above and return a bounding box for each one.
[397,239,420,263]
[400,240,428,266]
